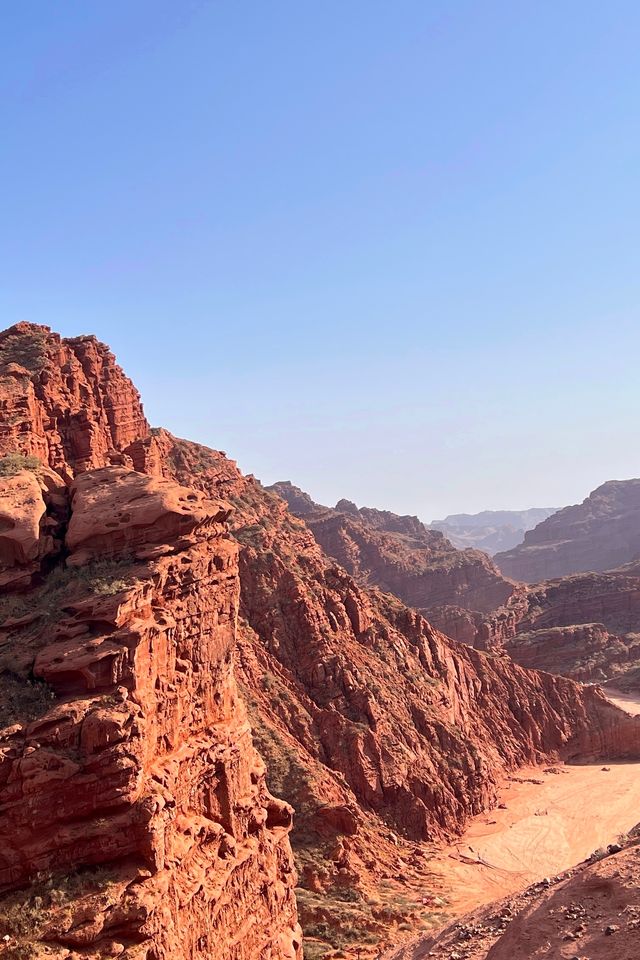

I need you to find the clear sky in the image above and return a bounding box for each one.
[2,2,639,520]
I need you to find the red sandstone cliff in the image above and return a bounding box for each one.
[495,479,640,582]
[1,324,640,959]
[0,326,300,960]
[499,563,640,683]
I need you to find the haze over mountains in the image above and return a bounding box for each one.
[429,507,558,555]
[495,479,640,582]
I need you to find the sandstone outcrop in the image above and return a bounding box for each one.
[0,326,300,960]
[0,323,149,477]
[2,324,640,960]
[468,563,640,685]
[495,479,640,582]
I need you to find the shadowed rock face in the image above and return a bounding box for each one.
[1,324,639,959]
[495,479,640,582]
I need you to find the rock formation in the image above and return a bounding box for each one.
[496,563,640,683]
[268,482,519,631]
[150,464,640,951]
[495,479,640,582]
[0,325,301,960]
[429,507,558,555]
[1,324,639,959]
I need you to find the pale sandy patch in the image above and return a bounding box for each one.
[427,761,640,917]
[603,687,640,715]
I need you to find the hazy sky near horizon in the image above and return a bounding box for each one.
[2,2,639,520]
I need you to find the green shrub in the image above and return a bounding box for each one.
[0,453,40,477]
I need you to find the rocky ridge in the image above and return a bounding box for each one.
[495,479,640,582]
[267,482,519,632]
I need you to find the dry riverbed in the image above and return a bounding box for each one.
[381,760,640,959]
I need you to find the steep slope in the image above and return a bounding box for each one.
[430,507,558,555]
[139,452,640,953]
[495,479,640,582]
[385,829,640,960]
[0,326,300,960]
[267,482,519,637]
[2,324,640,960]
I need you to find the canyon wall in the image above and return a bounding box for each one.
[268,482,518,622]
[495,479,640,582]
[0,325,300,960]
[2,324,640,959]
[142,442,640,952]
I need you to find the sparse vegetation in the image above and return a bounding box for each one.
[0,675,55,728]
[0,453,41,477]
[0,866,118,960]
[0,329,48,372]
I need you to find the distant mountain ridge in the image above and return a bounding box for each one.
[430,507,558,555]
[268,481,519,626]
[495,479,640,582]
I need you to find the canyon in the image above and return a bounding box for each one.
[0,324,639,960]
[495,479,640,582]
[272,482,640,690]
[429,507,558,555]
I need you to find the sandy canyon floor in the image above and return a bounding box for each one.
[377,690,640,958]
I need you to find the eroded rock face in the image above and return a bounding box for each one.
[136,436,640,952]
[2,324,640,959]
[468,564,640,685]
[0,327,300,959]
[0,323,149,477]
[268,482,518,622]
[0,465,68,590]
[495,479,640,582]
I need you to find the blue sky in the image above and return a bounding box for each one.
[1,1,639,519]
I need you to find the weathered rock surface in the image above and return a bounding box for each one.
[461,563,640,685]
[147,455,640,952]
[0,326,300,960]
[268,482,518,629]
[495,479,640,582]
[2,325,640,959]
[0,322,149,477]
